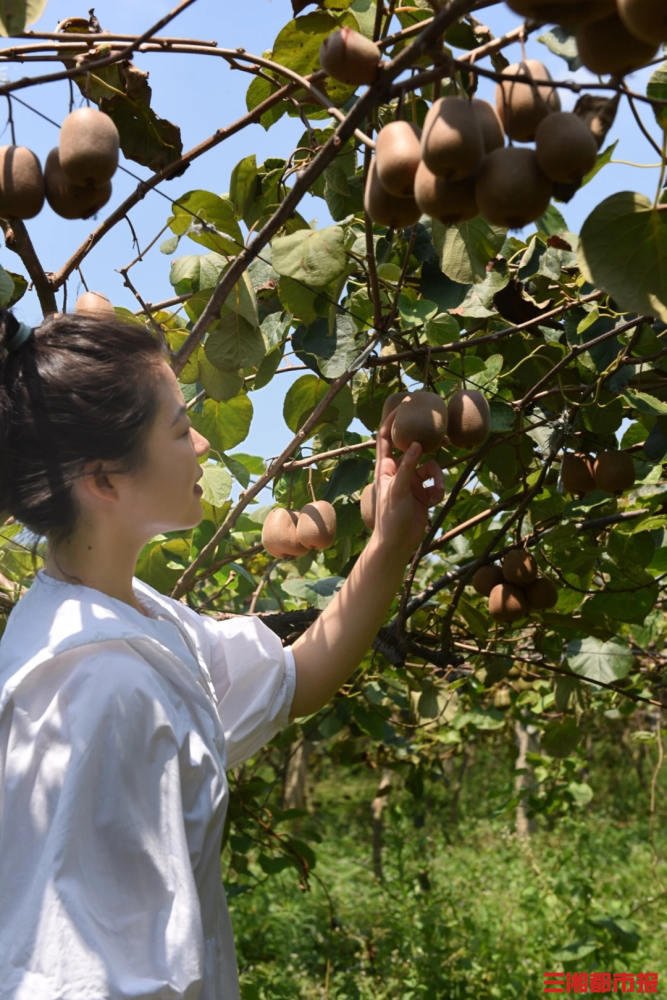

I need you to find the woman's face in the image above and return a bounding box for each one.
[117,361,211,536]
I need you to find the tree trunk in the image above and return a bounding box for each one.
[514,721,539,838]
[282,737,312,812]
[371,768,392,880]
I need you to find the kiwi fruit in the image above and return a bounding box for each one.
[446,389,490,448]
[495,60,560,143]
[319,27,381,86]
[421,96,485,182]
[593,451,636,495]
[0,146,44,220]
[364,159,421,228]
[360,482,376,531]
[59,108,120,186]
[502,550,538,587]
[576,12,658,75]
[391,390,448,454]
[561,452,596,495]
[618,0,667,45]
[375,121,422,198]
[471,98,505,154]
[505,0,615,24]
[74,291,116,320]
[262,507,309,559]
[381,390,410,425]
[296,500,337,550]
[489,583,527,623]
[475,147,552,230]
[525,576,558,611]
[44,147,112,220]
[494,686,512,710]
[414,162,479,224]
[535,112,598,185]
[472,564,504,597]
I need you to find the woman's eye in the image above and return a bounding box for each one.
[181,425,191,437]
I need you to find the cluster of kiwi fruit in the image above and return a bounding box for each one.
[358,386,491,530]
[262,501,337,559]
[505,0,666,77]
[473,551,558,622]
[0,108,119,223]
[561,449,636,496]
[319,27,602,229]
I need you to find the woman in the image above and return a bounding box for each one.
[0,309,444,999]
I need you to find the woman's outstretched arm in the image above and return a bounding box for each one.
[289,411,445,719]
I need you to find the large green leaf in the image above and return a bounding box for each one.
[0,266,15,308]
[245,75,287,131]
[204,313,266,371]
[199,464,233,508]
[272,226,348,288]
[566,637,633,684]
[433,217,507,284]
[299,314,364,379]
[0,0,47,34]
[169,254,226,294]
[647,61,667,132]
[169,191,244,257]
[230,154,258,221]
[283,373,353,434]
[578,192,667,323]
[198,352,244,401]
[190,395,253,452]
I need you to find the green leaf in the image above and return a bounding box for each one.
[433,217,507,284]
[245,75,287,131]
[542,717,580,758]
[190,395,253,452]
[538,203,569,235]
[169,253,226,294]
[300,314,364,379]
[204,314,266,372]
[566,636,633,684]
[5,270,27,306]
[169,190,244,257]
[271,11,355,108]
[567,781,593,806]
[0,0,48,35]
[0,266,15,308]
[581,139,618,188]
[283,373,353,434]
[424,312,459,345]
[489,401,515,432]
[230,154,258,221]
[397,295,438,329]
[198,352,244,401]
[322,458,372,503]
[537,26,581,71]
[200,464,233,508]
[623,388,667,416]
[579,192,667,322]
[160,235,179,255]
[647,61,667,132]
[551,939,599,962]
[221,454,251,489]
[272,226,348,288]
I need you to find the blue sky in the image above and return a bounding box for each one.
[0,0,663,470]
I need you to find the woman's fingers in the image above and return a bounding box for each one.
[391,441,423,496]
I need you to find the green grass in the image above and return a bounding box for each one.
[230,748,667,999]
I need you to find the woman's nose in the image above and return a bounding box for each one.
[192,429,210,458]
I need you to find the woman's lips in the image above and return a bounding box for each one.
[194,483,203,495]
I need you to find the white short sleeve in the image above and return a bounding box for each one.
[0,642,207,1000]
[196,615,297,769]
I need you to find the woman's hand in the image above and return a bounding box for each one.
[373,408,446,560]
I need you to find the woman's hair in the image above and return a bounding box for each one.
[0,308,169,571]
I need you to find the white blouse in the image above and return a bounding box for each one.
[0,569,297,1000]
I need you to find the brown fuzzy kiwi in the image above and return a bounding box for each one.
[414,162,478,224]
[489,583,527,623]
[59,108,119,186]
[576,12,658,76]
[525,576,559,611]
[505,0,615,25]
[262,508,309,559]
[375,121,422,197]
[495,60,561,143]
[561,452,596,495]
[44,147,111,220]
[420,96,485,181]
[391,390,448,454]
[319,27,381,86]
[360,482,376,531]
[446,389,490,448]
[535,112,598,184]
[502,550,538,587]
[296,500,337,550]
[475,147,552,230]
[593,451,636,495]
[381,390,410,425]
[471,98,505,154]
[618,0,667,45]
[74,291,116,320]
[472,564,504,597]
[364,159,421,228]
[0,146,44,220]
